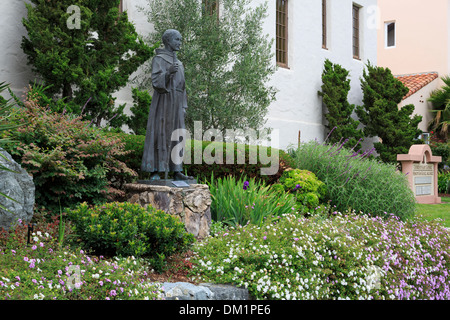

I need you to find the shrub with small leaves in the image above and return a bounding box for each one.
[275,169,327,214]
[4,87,137,211]
[67,202,195,272]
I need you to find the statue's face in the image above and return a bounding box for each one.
[167,32,182,52]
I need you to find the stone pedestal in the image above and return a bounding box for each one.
[124,182,211,239]
[397,144,442,204]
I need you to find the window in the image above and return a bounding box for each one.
[352,4,360,59]
[322,0,327,49]
[203,0,219,16]
[386,22,396,48]
[276,0,288,67]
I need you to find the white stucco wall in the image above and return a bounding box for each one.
[400,80,440,133]
[251,0,378,150]
[0,0,34,100]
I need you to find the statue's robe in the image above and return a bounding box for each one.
[141,48,188,173]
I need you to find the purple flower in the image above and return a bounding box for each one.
[243,181,250,190]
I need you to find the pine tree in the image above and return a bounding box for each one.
[356,63,423,163]
[139,0,276,134]
[21,0,156,127]
[318,59,364,148]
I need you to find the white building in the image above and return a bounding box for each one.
[0,0,378,150]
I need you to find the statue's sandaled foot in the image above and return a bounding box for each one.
[150,172,161,180]
[173,172,193,181]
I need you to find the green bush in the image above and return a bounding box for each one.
[111,132,295,184]
[438,171,450,194]
[207,175,296,227]
[293,140,416,220]
[68,202,195,272]
[4,88,136,211]
[430,140,450,170]
[275,169,327,213]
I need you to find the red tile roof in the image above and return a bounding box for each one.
[395,72,439,100]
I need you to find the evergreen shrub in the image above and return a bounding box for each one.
[68,202,195,272]
[293,140,416,220]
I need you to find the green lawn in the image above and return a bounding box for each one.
[416,197,450,228]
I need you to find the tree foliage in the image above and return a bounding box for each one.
[138,0,276,134]
[318,59,364,148]
[21,0,156,128]
[356,63,422,163]
[428,75,450,141]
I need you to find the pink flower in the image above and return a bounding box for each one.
[31,245,37,251]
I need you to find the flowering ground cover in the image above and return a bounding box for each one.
[190,209,450,300]
[0,220,165,300]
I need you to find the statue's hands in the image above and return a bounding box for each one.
[169,62,179,75]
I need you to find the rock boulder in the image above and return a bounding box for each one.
[0,148,35,230]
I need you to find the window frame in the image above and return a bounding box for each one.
[352,4,361,60]
[385,21,396,48]
[276,0,289,68]
[322,0,328,49]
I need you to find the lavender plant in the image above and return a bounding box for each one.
[293,138,416,220]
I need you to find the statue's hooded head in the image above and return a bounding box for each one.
[162,29,182,52]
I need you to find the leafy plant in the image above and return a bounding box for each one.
[438,171,450,194]
[318,59,364,148]
[428,75,450,141]
[356,63,423,163]
[275,169,327,214]
[3,87,137,212]
[207,175,296,227]
[67,202,195,272]
[293,140,416,221]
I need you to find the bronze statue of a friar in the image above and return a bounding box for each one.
[141,29,193,183]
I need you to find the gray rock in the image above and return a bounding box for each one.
[200,283,251,300]
[0,148,35,230]
[158,282,251,300]
[162,282,214,300]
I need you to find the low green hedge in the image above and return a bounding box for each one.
[112,133,295,185]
